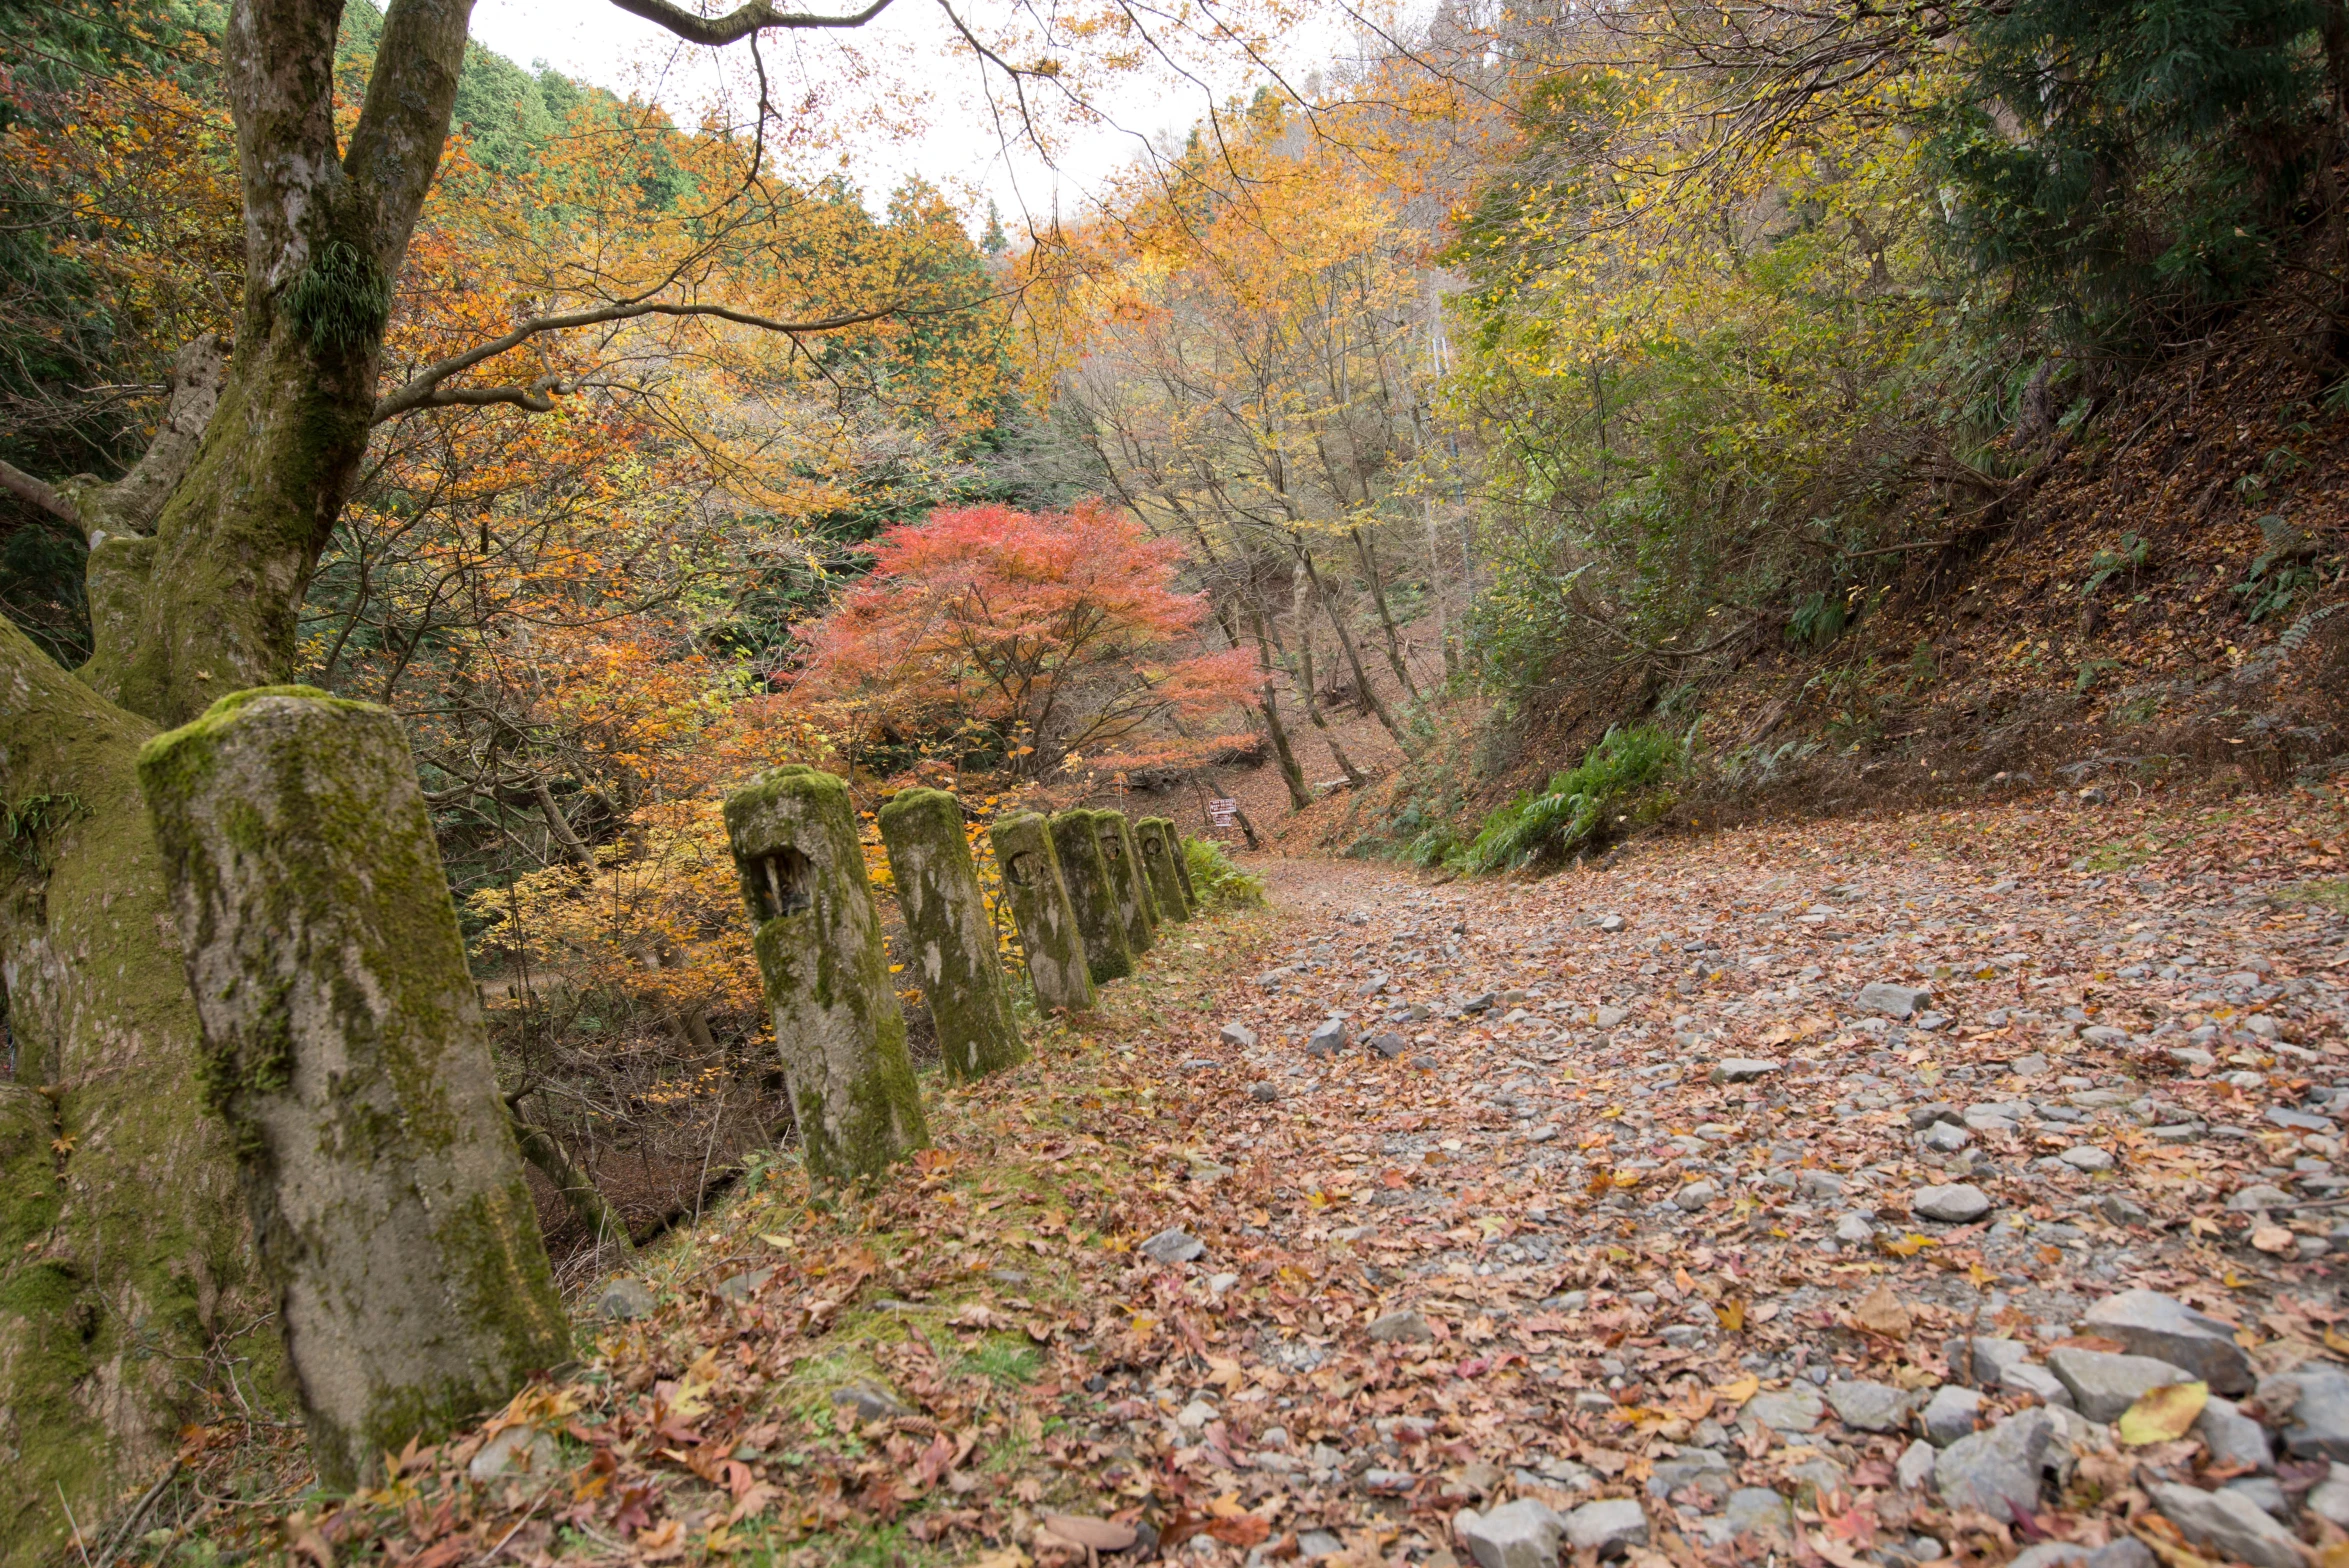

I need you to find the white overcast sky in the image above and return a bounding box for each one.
[463,0,1373,235]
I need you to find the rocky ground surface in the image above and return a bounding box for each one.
[198,786,2349,1568]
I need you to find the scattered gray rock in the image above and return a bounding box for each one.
[1249,1082,1281,1103]
[1648,1449,1733,1503]
[830,1382,908,1423]
[2146,1481,2304,1568]
[1746,1387,1825,1433]
[1297,1531,1345,1561]
[1139,1226,1205,1264]
[1594,1005,1631,1028]
[2079,1289,2254,1394]
[1307,1018,1350,1057]
[2304,1462,2349,1527]
[2222,1476,2291,1522]
[1998,1361,2076,1411]
[1454,1500,1565,1568]
[1709,1058,1782,1083]
[1674,1180,1720,1211]
[1721,1488,1791,1539]
[1565,1498,1648,1558]
[1219,1022,1257,1048]
[2264,1362,2349,1459]
[2008,1546,2087,1568]
[2229,1184,2295,1212]
[1826,1380,1917,1433]
[1596,915,1626,933]
[1368,1309,1434,1344]
[1834,1213,1877,1245]
[2046,1347,2197,1423]
[597,1277,655,1321]
[2195,1397,2273,1474]
[715,1266,777,1301]
[469,1424,562,1481]
[1797,1169,1845,1199]
[2059,1145,2115,1171]
[1909,1102,1961,1129]
[1934,1408,2055,1522]
[2084,1541,2155,1568]
[1912,1183,1992,1223]
[1920,1385,1984,1446]
[2095,1193,2153,1227]
[1895,1439,1937,1491]
[2267,1106,2335,1134]
[1946,1335,2030,1383]
[1367,1031,1410,1059]
[1858,981,1933,1018]
[1921,1123,1973,1154]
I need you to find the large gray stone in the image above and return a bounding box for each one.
[597,1277,655,1321]
[1139,1227,1204,1264]
[1913,1183,1992,1222]
[2084,1542,2155,1568]
[1921,1384,1984,1446]
[2046,1347,2197,1422]
[1826,1380,1918,1433]
[1895,1440,1938,1491]
[1998,1361,2076,1410]
[2195,1397,2273,1474]
[1858,981,1933,1018]
[1565,1499,1648,1557]
[1455,1500,1566,1568]
[1934,1408,2055,1523]
[2263,1362,2349,1459]
[1745,1387,1825,1433]
[1648,1449,1733,1503]
[1368,1309,1434,1344]
[1308,1018,1351,1057]
[1947,1335,2031,1383]
[469,1425,563,1481]
[2008,1546,2087,1568]
[2304,1462,2349,1527]
[2078,1289,2254,1395]
[2146,1482,2304,1568]
[1721,1488,1791,1539]
[1710,1059,1783,1083]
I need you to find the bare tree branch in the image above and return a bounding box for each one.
[605,0,902,46]
[0,459,80,525]
[370,299,905,423]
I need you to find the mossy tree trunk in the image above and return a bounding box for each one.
[1047,813,1133,987]
[724,768,928,1185]
[876,788,1025,1082]
[1096,812,1158,955]
[1135,818,1191,921]
[987,813,1095,1014]
[137,689,569,1489]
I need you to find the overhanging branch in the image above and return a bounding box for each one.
[604,0,902,45]
[0,459,80,526]
[370,299,902,424]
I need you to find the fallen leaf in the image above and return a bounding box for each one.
[1210,1515,1274,1547]
[2118,1382,2209,1446]
[1854,1283,1912,1336]
[1043,1514,1139,1551]
[2252,1225,2296,1255]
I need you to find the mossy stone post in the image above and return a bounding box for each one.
[1168,823,1201,908]
[1048,811,1134,986]
[724,766,928,1183]
[1135,818,1192,921]
[1096,811,1158,955]
[135,688,569,1489]
[988,812,1096,1014]
[877,788,1026,1082]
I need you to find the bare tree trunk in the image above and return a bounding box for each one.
[1266,576,1365,790]
[1349,526,1421,700]
[1294,544,1420,757]
[1244,607,1313,810]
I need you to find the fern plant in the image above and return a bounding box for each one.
[1453,724,1685,873]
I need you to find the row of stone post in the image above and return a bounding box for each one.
[131,685,1204,1485]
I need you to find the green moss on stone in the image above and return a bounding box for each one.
[876,789,1025,1082]
[987,813,1095,1014]
[1135,818,1191,922]
[1048,812,1132,986]
[1093,811,1156,955]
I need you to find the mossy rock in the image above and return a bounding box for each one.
[1135,817,1192,921]
[1093,811,1157,955]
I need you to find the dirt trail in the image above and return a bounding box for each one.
[248,787,2349,1568]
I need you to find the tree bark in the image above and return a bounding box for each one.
[1349,525,1421,701]
[1244,607,1314,810]
[1267,577,1365,790]
[1295,546,1419,756]
[509,1110,636,1262]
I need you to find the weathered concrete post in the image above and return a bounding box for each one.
[988,812,1097,1013]
[1048,811,1134,985]
[135,687,568,1488]
[877,788,1026,1081]
[1168,821,1201,908]
[723,765,928,1183]
[1096,810,1158,955]
[1135,818,1192,921]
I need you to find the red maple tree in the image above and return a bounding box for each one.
[787,501,1254,776]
